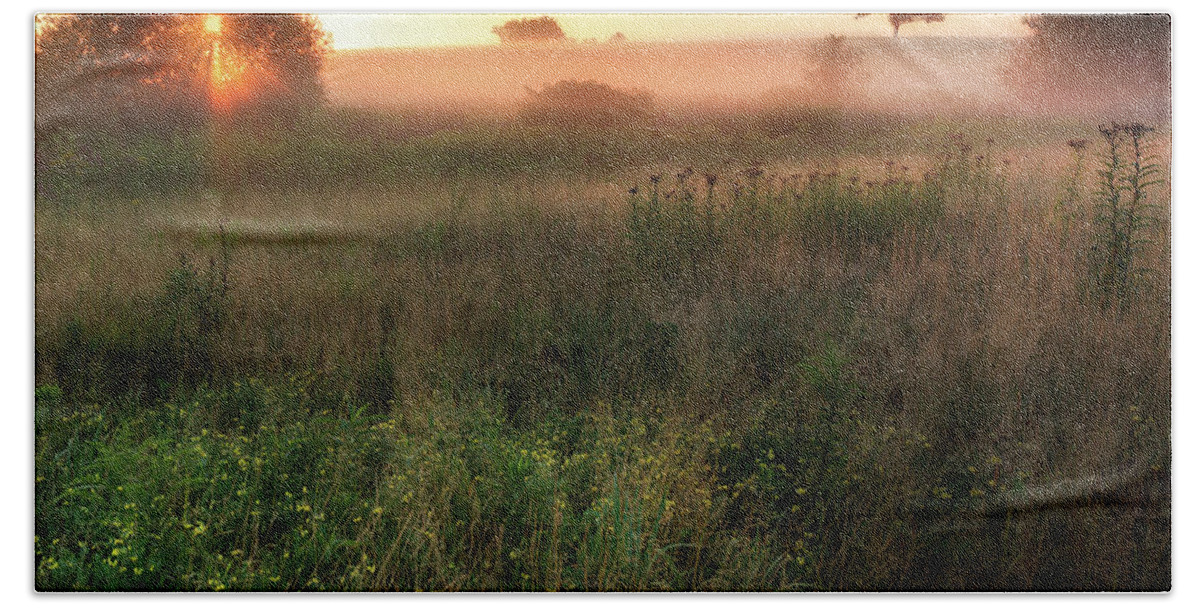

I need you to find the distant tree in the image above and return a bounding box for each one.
[856,13,945,36]
[608,32,627,44]
[887,13,945,36]
[519,80,653,129]
[808,34,863,106]
[1007,14,1170,118]
[492,16,567,44]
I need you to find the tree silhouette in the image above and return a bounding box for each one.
[216,14,329,116]
[1007,14,1170,118]
[35,13,329,131]
[887,13,945,36]
[35,15,205,130]
[492,16,567,44]
[808,34,863,106]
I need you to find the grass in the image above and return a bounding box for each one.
[34,110,1171,591]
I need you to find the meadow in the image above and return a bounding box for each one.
[34,107,1170,591]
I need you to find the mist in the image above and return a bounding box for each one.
[323,33,1169,124]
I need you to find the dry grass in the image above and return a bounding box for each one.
[35,120,1170,591]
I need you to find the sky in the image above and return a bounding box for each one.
[317,13,1031,51]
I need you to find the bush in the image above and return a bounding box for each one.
[519,80,653,130]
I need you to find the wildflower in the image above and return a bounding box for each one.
[1122,123,1153,138]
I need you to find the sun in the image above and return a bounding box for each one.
[204,14,222,35]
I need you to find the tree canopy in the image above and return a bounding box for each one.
[1007,14,1170,118]
[35,13,329,131]
[887,13,945,36]
[492,16,567,45]
[854,13,945,37]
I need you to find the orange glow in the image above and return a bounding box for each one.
[209,42,251,110]
[34,14,65,45]
[204,14,223,35]
[204,15,250,111]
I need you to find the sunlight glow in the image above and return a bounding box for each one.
[204,15,250,111]
[204,14,223,35]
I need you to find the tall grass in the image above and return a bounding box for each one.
[35,121,1170,591]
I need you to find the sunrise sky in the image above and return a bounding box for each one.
[317,13,1031,51]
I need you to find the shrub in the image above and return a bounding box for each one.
[519,80,653,130]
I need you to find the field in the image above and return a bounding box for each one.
[33,18,1172,590]
[33,107,1171,591]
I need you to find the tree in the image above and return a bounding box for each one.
[35,14,207,131]
[215,14,329,117]
[808,34,863,107]
[887,13,945,36]
[1006,14,1170,118]
[492,16,567,44]
[856,12,945,37]
[34,13,329,131]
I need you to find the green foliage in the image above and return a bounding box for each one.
[44,239,231,404]
[36,128,208,201]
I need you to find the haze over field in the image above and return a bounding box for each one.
[317,13,1030,50]
[325,37,1016,116]
[320,14,1169,125]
